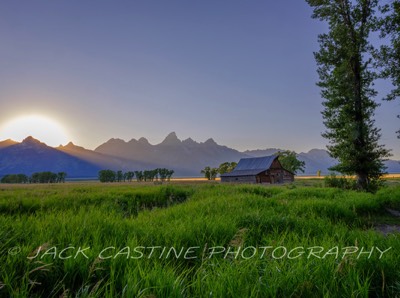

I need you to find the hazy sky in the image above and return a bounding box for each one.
[0,1,399,158]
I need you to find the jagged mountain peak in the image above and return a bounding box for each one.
[182,137,197,146]
[160,132,181,145]
[65,141,76,147]
[110,137,126,143]
[58,141,87,151]
[20,136,47,148]
[204,138,217,145]
[22,136,42,144]
[102,138,127,146]
[127,137,151,145]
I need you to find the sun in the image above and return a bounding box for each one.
[0,115,70,147]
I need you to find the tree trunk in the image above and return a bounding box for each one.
[357,172,369,190]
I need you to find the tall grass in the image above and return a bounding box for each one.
[0,183,399,297]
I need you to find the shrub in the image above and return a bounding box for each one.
[324,173,383,193]
[324,173,356,190]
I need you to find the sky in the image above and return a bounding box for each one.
[0,0,399,158]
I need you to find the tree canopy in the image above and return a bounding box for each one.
[306,0,391,191]
[275,151,305,174]
[378,0,400,137]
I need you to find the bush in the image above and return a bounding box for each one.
[0,174,29,184]
[324,173,356,190]
[98,169,117,182]
[324,173,383,193]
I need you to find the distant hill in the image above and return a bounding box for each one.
[0,134,399,178]
[57,142,159,173]
[242,148,281,157]
[0,137,101,178]
[297,149,337,175]
[384,159,400,174]
[0,139,18,149]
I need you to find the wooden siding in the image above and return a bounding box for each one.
[221,175,257,183]
[283,169,295,182]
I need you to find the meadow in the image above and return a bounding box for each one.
[0,181,400,297]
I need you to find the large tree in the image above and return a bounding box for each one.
[275,151,305,174]
[306,0,390,190]
[201,166,218,180]
[379,0,400,137]
[218,162,238,175]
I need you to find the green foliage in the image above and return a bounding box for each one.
[202,162,238,180]
[0,183,400,296]
[98,169,116,182]
[0,174,29,184]
[158,168,174,182]
[201,166,218,180]
[306,0,391,191]
[116,170,123,182]
[218,162,237,175]
[56,172,67,183]
[378,0,400,137]
[1,172,67,184]
[275,150,305,174]
[30,171,66,183]
[99,169,174,183]
[134,170,144,182]
[134,168,174,182]
[98,168,174,182]
[123,171,135,182]
[325,173,384,194]
[324,173,356,190]
[378,0,400,102]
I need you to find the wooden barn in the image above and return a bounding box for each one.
[220,155,294,184]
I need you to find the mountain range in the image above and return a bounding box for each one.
[0,133,399,178]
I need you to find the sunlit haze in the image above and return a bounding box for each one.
[0,115,69,147]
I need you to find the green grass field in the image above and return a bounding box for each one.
[1,181,400,297]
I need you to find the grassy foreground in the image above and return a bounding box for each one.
[0,182,400,297]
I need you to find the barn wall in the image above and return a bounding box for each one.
[221,176,257,183]
[271,159,282,169]
[222,172,293,184]
[220,157,295,184]
[283,170,294,182]
[256,173,271,183]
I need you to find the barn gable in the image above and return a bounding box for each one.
[220,155,294,184]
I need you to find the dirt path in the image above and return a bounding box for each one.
[375,208,400,236]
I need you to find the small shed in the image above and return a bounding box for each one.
[220,155,294,184]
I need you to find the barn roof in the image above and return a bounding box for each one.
[220,155,278,177]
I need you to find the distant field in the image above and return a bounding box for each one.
[296,173,400,179]
[1,183,400,297]
[62,174,400,183]
[170,173,400,182]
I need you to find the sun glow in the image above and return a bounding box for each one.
[0,115,70,147]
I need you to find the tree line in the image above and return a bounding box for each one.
[1,172,67,184]
[98,168,174,183]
